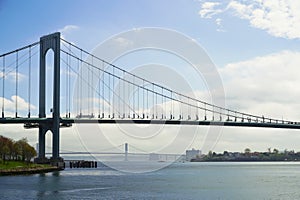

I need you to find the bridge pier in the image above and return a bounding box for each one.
[52,122,60,160]
[38,126,46,158]
[34,32,63,166]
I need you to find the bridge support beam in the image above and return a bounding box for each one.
[35,32,63,165]
[38,127,46,158]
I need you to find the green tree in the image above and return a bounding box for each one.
[15,138,29,161]
[2,145,9,163]
[223,151,229,156]
[0,136,7,161]
[0,136,14,162]
[244,148,251,154]
[268,147,271,153]
[12,141,21,160]
[0,135,37,163]
[6,138,14,160]
[24,143,37,162]
[273,148,279,154]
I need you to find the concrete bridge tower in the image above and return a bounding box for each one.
[34,32,63,165]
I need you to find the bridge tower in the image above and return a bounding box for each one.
[125,143,128,161]
[34,32,62,165]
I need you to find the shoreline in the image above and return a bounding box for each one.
[0,166,63,176]
[191,159,300,162]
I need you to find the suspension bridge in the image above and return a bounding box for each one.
[0,32,299,164]
[45,143,183,163]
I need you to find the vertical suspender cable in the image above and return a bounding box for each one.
[212,105,215,121]
[180,94,183,119]
[98,67,101,118]
[127,73,130,118]
[112,67,114,118]
[123,71,125,118]
[65,48,68,117]
[77,59,79,116]
[152,83,154,118]
[196,101,199,120]
[80,50,83,115]
[2,56,5,118]
[155,90,158,119]
[142,80,144,118]
[28,47,31,118]
[164,89,167,119]
[195,100,198,120]
[147,86,149,118]
[108,68,110,117]
[204,103,207,120]
[161,87,163,119]
[80,50,83,116]
[132,76,135,118]
[91,56,94,117]
[102,61,104,118]
[227,110,230,121]
[235,111,237,122]
[87,58,90,116]
[137,80,139,118]
[68,45,71,118]
[118,77,121,118]
[187,97,190,120]
[15,51,18,118]
[171,91,173,119]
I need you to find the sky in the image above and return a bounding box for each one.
[1,0,300,154]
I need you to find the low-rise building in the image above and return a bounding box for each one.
[186,149,201,161]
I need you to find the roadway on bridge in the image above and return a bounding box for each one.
[1,118,300,130]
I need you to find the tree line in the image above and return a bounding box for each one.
[197,148,300,162]
[0,135,36,163]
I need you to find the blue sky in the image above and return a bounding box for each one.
[2,0,299,66]
[1,0,300,154]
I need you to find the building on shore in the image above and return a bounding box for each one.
[186,149,201,161]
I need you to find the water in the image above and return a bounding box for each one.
[1,162,300,200]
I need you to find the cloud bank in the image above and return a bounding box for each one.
[220,50,300,121]
[199,0,300,39]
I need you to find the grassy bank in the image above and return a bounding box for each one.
[0,161,49,170]
[0,161,61,176]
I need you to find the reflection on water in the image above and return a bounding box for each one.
[1,162,300,200]
[36,171,62,198]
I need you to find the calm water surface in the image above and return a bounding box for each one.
[1,162,300,200]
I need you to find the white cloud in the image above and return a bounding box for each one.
[58,25,79,40]
[0,95,36,114]
[215,18,225,32]
[59,25,79,34]
[199,0,300,39]
[199,2,223,18]
[219,50,300,120]
[114,37,134,48]
[0,71,26,82]
[227,0,300,39]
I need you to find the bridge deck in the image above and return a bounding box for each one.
[1,118,300,130]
